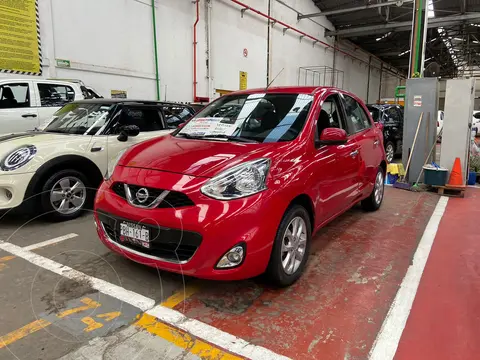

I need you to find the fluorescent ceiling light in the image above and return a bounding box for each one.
[398,50,410,56]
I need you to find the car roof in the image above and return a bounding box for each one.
[0,78,80,86]
[367,104,401,109]
[71,99,194,107]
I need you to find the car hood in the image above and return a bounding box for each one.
[120,135,284,178]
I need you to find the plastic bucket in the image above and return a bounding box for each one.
[423,166,448,186]
[468,171,477,185]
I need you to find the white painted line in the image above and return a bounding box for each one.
[0,241,155,311]
[23,233,79,251]
[147,305,291,360]
[369,196,449,360]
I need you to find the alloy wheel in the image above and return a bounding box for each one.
[281,216,307,275]
[50,176,86,215]
[374,171,384,205]
[386,144,394,163]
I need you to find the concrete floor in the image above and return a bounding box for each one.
[0,187,476,360]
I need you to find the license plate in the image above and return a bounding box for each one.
[119,221,150,248]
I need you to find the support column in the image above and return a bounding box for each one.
[366,56,372,103]
[408,0,429,78]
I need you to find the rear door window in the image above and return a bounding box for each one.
[38,83,75,107]
[0,83,30,109]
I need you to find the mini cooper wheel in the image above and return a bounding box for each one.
[361,167,385,212]
[266,205,312,287]
[40,169,91,221]
[385,142,395,163]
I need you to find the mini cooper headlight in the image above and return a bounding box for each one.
[105,149,127,180]
[1,145,37,171]
[201,158,270,200]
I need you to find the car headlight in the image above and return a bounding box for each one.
[1,145,37,171]
[201,158,270,200]
[105,149,127,180]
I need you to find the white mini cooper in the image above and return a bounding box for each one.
[0,99,196,220]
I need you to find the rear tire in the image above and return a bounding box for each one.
[361,167,385,212]
[40,169,92,222]
[265,205,312,287]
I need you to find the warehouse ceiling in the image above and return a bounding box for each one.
[307,0,480,78]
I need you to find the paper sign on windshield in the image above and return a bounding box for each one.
[181,117,239,136]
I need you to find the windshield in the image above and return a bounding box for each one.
[367,106,381,123]
[44,103,114,135]
[176,93,313,143]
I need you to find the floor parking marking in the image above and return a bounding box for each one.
[0,319,51,349]
[56,297,101,318]
[369,196,449,360]
[0,241,156,311]
[135,313,243,360]
[0,239,287,359]
[145,306,291,360]
[22,233,79,251]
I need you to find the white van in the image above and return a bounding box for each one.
[0,79,94,134]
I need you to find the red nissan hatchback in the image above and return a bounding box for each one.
[94,87,386,286]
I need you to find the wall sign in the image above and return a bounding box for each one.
[111,90,127,99]
[239,71,248,90]
[243,48,248,58]
[0,0,42,75]
[413,95,422,107]
[56,59,71,68]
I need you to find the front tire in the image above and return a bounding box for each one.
[265,205,312,287]
[385,142,395,163]
[40,169,91,221]
[361,167,385,212]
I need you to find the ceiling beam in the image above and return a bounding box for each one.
[325,13,480,37]
[298,0,414,20]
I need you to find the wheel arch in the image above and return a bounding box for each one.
[25,155,103,202]
[286,194,315,231]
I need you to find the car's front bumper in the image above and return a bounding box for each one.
[0,172,34,210]
[94,167,286,281]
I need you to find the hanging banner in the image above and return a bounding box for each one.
[0,0,42,75]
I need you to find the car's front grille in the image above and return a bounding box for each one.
[111,182,195,209]
[99,212,201,263]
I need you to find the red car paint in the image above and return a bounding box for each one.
[94,86,386,280]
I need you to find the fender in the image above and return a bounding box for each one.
[24,155,104,201]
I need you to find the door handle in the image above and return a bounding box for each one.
[350,150,359,158]
[91,147,104,152]
[22,114,37,118]
[374,139,380,146]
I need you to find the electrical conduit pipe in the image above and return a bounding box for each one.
[152,0,160,100]
[193,0,200,102]
[229,0,402,78]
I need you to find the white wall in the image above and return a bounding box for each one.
[1,0,403,102]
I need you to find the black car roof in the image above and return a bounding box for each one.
[72,99,195,107]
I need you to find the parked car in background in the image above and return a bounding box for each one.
[0,78,99,134]
[367,104,404,162]
[473,111,480,136]
[0,99,196,221]
[49,79,103,99]
[437,110,444,139]
[94,86,387,286]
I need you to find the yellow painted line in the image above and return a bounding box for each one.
[97,311,121,322]
[135,313,242,360]
[161,285,199,309]
[134,285,242,359]
[0,319,51,349]
[0,256,15,262]
[56,297,101,318]
[81,317,104,332]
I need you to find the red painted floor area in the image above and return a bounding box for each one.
[177,188,438,360]
[395,188,480,360]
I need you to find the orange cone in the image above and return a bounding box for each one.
[447,157,465,187]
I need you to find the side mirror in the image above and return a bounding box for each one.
[474,112,480,119]
[177,122,185,129]
[117,125,140,142]
[316,128,348,146]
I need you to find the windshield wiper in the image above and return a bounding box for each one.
[202,134,259,143]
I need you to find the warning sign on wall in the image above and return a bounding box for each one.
[0,0,42,75]
[239,71,248,90]
[111,90,127,99]
[413,95,422,107]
